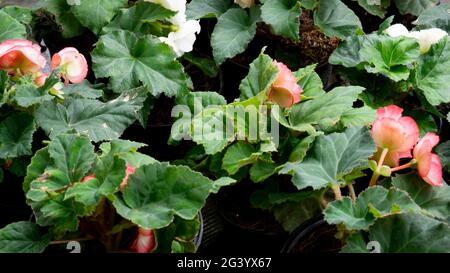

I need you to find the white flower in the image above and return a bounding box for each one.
[385,23,448,54]
[407,28,448,54]
[234,0,255,9]
[144,0,187,25]
[160,20,201,57]
[385,24,409,37]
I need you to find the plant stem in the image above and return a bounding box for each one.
[348,183,356,202]
[331,183,342,201]
[369,148,388,187]
[390,160,415,172]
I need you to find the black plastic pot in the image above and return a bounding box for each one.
[280,215,342,253]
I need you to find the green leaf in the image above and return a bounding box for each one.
[415,36,450,105]
[92,29,189,95]
[211,177,237,193]
[353,0,390,18]
[342,213,450,253]
[112,162,215,229]
[0,222,50,253]
[288,134,316,162]
[273,199,322,232]
[0,113,35,159]
[261,0,301,40]
[391,174,450,222]
[285,86,364,132]
[63,80,103,99]
[0,10,26,42]
[23,148,51,192]
[280,126,376,190]
[36,90,144,142]
[71,0,128,34]
[211,7,261,65]
[324,186,421,230]
[48,134,95,183]
[64,178,101,206]
[329,35,365,68]
[102,1,176,35]
[293,64,325,97]
[2,6,33,25]
[183,53,219,78]
[186,0,233,19]
[361,35,420,82]
[222,142,259,175]
[13,84,53,107]
[239,52,278,100]
[250,161,279,183]
[313,0,362,39]
[43,0,84,38]
[394,0,438,16]
[94,151,126,196]
[436,140,450,172]
[414,3,450,34]
[339,106,376,128]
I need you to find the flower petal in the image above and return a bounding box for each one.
[422,154,443,187]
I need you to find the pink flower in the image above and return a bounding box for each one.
[130,228,155,253]
[0,40,46,75]
[413,133,443,187]
[371,105,419,167]
[268,61,302,108]
[34,72,48,87]
[51,47,88,84]
[80,174,95,183]
[120,165,136,191]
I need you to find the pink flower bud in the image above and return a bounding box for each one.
[130,228,155,253]
[34,72,48,87]
[51,47,88,84]
[268,61,302,108]
[0,40,46,75]
[413,133,443,187]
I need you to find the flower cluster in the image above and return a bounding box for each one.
[371,105,443,187]
[0,39,88,87]
[145,0,201,57]
[385,24,448,54]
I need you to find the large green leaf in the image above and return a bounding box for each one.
[63,80,103,99]
[43,0,84,38]
[280,126,376,190]
[102,1,175,35]
[283,86,364,132]
[92,29,189,95]
[1,6,33,25]
[0,113,35,159]
[113,162,216,229]
[211,7,261,64]
[353,0,390,18]
[239,52,279,100]
[342,213,450,253]
[36,90,144,142]
[391,174,450,222]
[313,0,362,39]
[415,36,450,105]
[324,186,421,230]
[23,148,51,192]
[361,35,420,82]
[394,0,438,16]
[261,0,301,40]
[48,134,95,183]
[339,106,376,128]
[70,0,127,34]
[0,10,26,42]
[186,0,233,19]
[414,3,450,34]
[0,222,50,253]
[222,142,262,175]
